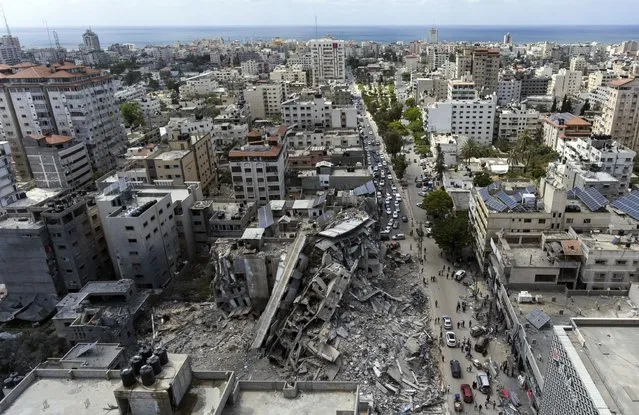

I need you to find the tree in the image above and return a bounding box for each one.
[403,107,422,122]
[494,138,511,153]
[560,95,573,113]
[401,72,411,82]
[124,70,142,86]
[460,138,481,163]
[407,119,423,133]
[431,213,471,257]
[472,171,493,187]
[384,130,403,157]
[388,120,407,136]
[405,97,416,108]
[550,97,557,112]
[580,99,591,116]
[393,155,408,179]
[120,102,145,127]
[435,143,445,180]
[147,79,160,90]
[422,189,453,220]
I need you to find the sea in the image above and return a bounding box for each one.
[11,25,639,50]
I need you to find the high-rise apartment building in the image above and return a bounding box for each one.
[308,39,346,86]
[282,94,357,130]
[471,48,500,95]
[0,63,127,180]
[0,35,20,65]
[548,69,583,98]
[82,29,101,51]
[23,134,92,189]
[425,94,497,146]
[592,77,639,152]
[243,82,284,120]
[0,141,19,207]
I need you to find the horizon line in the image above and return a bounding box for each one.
[11,23,639,29]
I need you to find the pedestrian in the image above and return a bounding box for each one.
[478,404,483,412]
[457,322,460,329]
[435,300,438,307]
[447,385,450,394]
[423,277,426,285]
[442,355,445,362]
[474,403,478,410]
[493,401,496,410]
[469,320,472,327]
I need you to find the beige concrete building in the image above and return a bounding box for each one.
[542,112,592,150]
[547,69,582,98]
[244,82,284,120]
[592,77,639,152]
[471,47,500,95]
[497,104,541,142]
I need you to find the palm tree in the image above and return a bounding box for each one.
[460,138,480,163]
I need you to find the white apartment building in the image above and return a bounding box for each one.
[309,39,346,86]
[548,69,583,98]
[241,60,262,76]
[290,130,359,149]
[414,77,449,103]
[577,230,639,290]
[587,71,616,91]
[447,80,476,100]
[281,94,356,130]
[286,52,313,70]
[425,93,497,146]
[164,117,213,140]
[269,65,307,84]
[556,136,635,193]
[96,180,201,289]
[430,133,459,166]
[208,68,241,82]
[212,122,249,149]
[496,104,540,142]
[470,179,613,268]
[229,136,288,204]
[0,63,127,180]
[179,72,221,97]
[114,84,146,102]
[569,56,587,73]
[497,78,522,105]
[135,97,161,120]
[23,134,92,189]
[0,141,19,207]
[592,77,639,152]
[404,54,419,72]
[244,82,284,120]
[439,62,457,80]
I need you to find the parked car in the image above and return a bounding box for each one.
[401,215,408,223]
[450,360,462,378]
[392,211,398,219]
[392,221,399,229]
[442,315,453,330]
[392,233,406,240]
[445,331,457,347]
[470,326,487,338]
[454,270,467,281]
[460,384,474,403]
[476,371,491,394]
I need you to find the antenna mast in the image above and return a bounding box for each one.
[44,20,57,62]
[1,4,11,36]
[315,16,318,38]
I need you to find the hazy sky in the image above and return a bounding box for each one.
[3,0,638,27]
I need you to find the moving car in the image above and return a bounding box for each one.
[445,331,457,347]
[460,384,474,403]
[392,233,406,240]
[392,221,399,229]
[454,270,467,281]
[392,211,398,219]
[450,360,462,379]
[416,202,424,209]
[442,315,453,329]
[401,215,408,223]
[386,208,392,215]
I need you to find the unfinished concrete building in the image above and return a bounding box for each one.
[53,279,150,345]
[190,199,257,253]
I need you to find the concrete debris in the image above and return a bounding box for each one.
[404,338,421,356]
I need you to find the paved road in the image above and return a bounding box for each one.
[357,84,510,413]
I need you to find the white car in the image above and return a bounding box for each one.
[380,180,385,187]
[387,174,393,180]
[392,211,399,219]
[392,233,405,240]
[391,185,397,192]
[442,316,453,330]
[454,270,467,281]
[394,200,400,207]
[386,208,392,215]
[446,331,457,348]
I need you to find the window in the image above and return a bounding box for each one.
[128,238,137,243]
[523,218,531,223]
[594,259,607,265]
[129,251,138,255]
[538,219,546,224]
[534,274,556,283]
[566,218,573,224]
[583,219,591,224]
[615,260,627,265]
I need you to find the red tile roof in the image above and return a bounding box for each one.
[609,78,634,87]
[30,134,74,145]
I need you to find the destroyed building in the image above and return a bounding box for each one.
[53,279,151,345]
[190,199,257,253]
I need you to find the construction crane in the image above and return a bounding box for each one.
[1,4,11,36]
[53,31,61,50]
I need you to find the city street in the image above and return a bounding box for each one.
[359,84,525,414]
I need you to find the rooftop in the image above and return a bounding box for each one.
[579,232,639,252]
[546,112,592,128]
[229,144,282,158]
[153,150,190,161]
[58,343,124,369]
[563,319,639,415]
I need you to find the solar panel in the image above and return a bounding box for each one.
[478,187,490,202]
[566,188,578,199]
[577,187,608,212]
[612,190,639,220]
[495,190,518,209]
[485,196,507,212]
[489,180,502,191]
[525,185,536,194]
[512,192,522,202]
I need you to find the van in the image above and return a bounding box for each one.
[476,371,490,394]
[474,337,490,354]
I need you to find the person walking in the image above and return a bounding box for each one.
[435,300,438,307]
[478,404,483,412]
[447,385,450,394]
[442,355,445,362]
